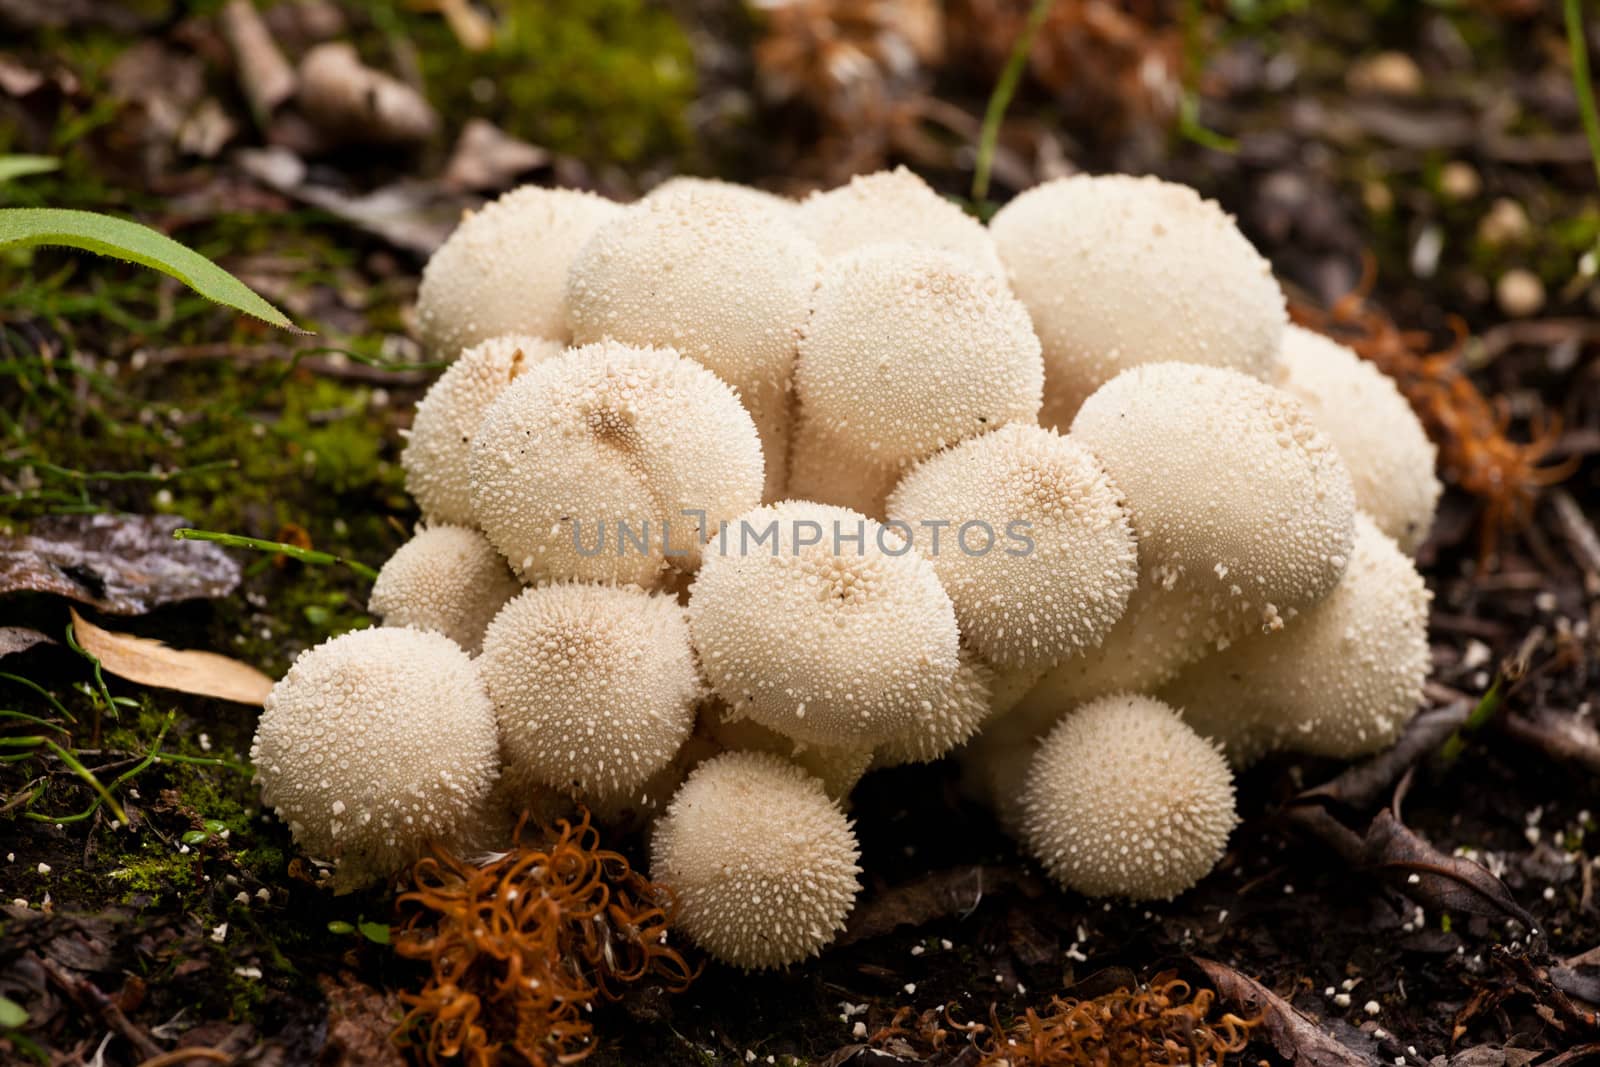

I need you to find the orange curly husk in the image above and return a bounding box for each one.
[392,810,698,1067]
[1293,256,1577,565]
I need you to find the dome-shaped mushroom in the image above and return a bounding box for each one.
[250,627,501,891]
[687,500,961,747]
[1018,693,1237,900]
[1273,325,1440,555]
[650,751,862,969]
[644,175,795,217]
[567,186,821,501]
[788,244,1043,517]
[416,186,620,355]
[402,334,562,527]
[479,583,701,804]
[1162,514,1431,765]
[796,167,1006,281]
[990,174,1285,427]
[469,341,765,587]
[368,524,521,654]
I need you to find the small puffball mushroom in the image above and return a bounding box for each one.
[479,583,701,803]
[700,705,873,802]
[651,751,862,969]
[1162,514,1431,766]
[416,185,621,355]
[885,424,1137,673]
[873,648,996,768]
[1016,362,1356,721]
[687,500,961,747]
[788,244,1043,516]
[402,334,561,526]
[796,167,1006,281]
[469,341,765,587]
[251,627,500,891]
[990,174,1286,427]
[644,175,795,217]
[566,185,821,501]
[368,525,521,654]
[1018,693,1237,900]
[1273,325,1440,554]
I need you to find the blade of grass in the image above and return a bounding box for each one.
[173,527,379,580]
[972,0,1055,209]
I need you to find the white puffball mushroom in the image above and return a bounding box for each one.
[1163,514,1432,766]
[651,751,862,969]
[469,341,765,587]
[872,648,996,768]
[1273,325,1440,554]
[368,525,521,654]
[250,627,501,891]
[402,333,562,526]
[885,424,1137,672]
[788,244,1043,517]
[644,175,795,217]
[1018,693,1237,900]
[796,166,1006,280]
[416,185,621,355]
[687,500,961,747]
[990,174,1286,427]
[479,583,701,804]
[567,186,821,501]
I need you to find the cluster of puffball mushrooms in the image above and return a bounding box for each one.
[249,168,1439,971]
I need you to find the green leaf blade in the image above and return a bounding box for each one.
[0,156,60,183]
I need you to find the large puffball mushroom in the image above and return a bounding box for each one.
[872,648,996,768]
[1015,363,1356,723]
[567,187,820,500]
[368,525,521,655]
[990,174,1286,428]
[1018,693,1237,900]
[687,500,961,748]
[796,166,1006,281]
[469,341,765,587]
[650,751,862,969]
[416,185,621,355]
[251,627,501,891]
[885,424,1137,675]
[644,175,795,217]
[1162,514,1432,766]
[1273,325,1441,555]
[402,333,562,526]
[788,244,1043,517]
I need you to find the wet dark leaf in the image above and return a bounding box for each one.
[1365,809,1535,928]
[1190,957,1378,1066]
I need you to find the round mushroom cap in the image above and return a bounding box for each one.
[990,174,1286,427]
[873,647,996,767]
[1164,514,1431,765]
[788,244,1043,516]
[479,583,701,803]
[368,525,521,654]
[650,751,862,969]
[1019,693,1237,900]
[796,167,1006,281]
[250,627,500,891]
[469,341,765,587]
[644,176,795,217]
[886,424,1137,670]
[687,500,961,747]
[567,186,821,501]
[402,334,562,526]
[416,185,621,355]
[1273,325,1440,555]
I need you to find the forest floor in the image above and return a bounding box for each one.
[1,2,1599,1065]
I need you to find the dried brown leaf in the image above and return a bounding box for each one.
[70,609,272,705]
[1365,808,1535,927]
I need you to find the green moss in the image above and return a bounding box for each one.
[107,849,199,902]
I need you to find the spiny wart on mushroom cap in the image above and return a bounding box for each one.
[650,751,861,969]
[368,524,521,655]
[796,166,1007,281]
[687,500,961,748]
[250,627,501,891]
[566,183,821,502]
[415,185,621,356]
[401,334,562,527]
[1273,325,1441,556]
[1164,514,1431,766]
[990,173,1286,428]
[479,582,702,804]
[1018,693,1237,901]
[787,244,1043,517]
[468,341,765,588]
[886,424,1137,673]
